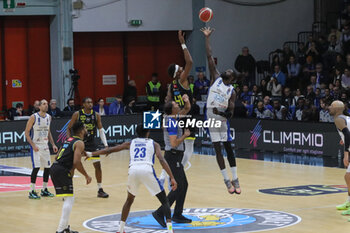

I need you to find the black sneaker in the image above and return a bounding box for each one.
[172,214,192,223]
[152,211,166,228]
[56,225,78,233]
[41,188,54,197]
[97,188,109,198]
[28,190,41,199]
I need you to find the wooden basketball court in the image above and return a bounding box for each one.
[0,151,349,232]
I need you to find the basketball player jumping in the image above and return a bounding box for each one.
[67,97,109,198]
[329,100,350,218]
[87,125,177,233]
[25,99,58,199]
[51,121,92,233]
[201,27,241,194]
[159,30,194,185]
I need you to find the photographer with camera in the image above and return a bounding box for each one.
[267,76,282,97]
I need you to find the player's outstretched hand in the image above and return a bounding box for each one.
[105,146,111,157]
[200,27,215,37]
[85,175,92,185]
[178,30,185,44]
[170,178,178,191]
[182,94,189,103]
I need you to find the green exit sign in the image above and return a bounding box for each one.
[130,19,142,26]
[3,0,15,10]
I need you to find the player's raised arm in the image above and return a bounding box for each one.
[67,111,79,138]
[96,113,108,148]
[178,30,193,84]
[201,27,220,85]
[72,140,91,184]
[24,115,38,152]
[89,142,131,157]
[154,142,177,191]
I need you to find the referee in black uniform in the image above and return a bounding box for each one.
[51,121,92,233]
[152,94,192,227]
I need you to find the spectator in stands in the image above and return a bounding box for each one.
[259,79,271,97]
[334,54,346,72]
[267,77,282,97]
[302,56,316,89]
[281,87,294,108]
[123,80,137,105]
[305,85,316,102]
[341,92,350,106]
[310,74,321,91]
[234,46,256,86]
[341,5,350,25]
[250,85,261,106]
[109,96,125,115]
[315,63,328,85]
[302,98,318,122]
[286,56,301,90]
[327,35,342,54]
[240,85,251,104]
[293,88,304,104]
[332,67,343,85]
[194,71,210,100]
[7,103,24,120]
[63,98,78,112]
[125,98,137,114]
[294,98,305,121]
[306,35,314,49]
[328,25,341,42]
[93,98,109,116]
[296,42,307,65]
[306,41,320,62]
[271,65,286,86]
[317,36,329,55]
[341,23,350,55]
[252,101,273,119]
[319,98,333,122]
[341,67,350,91]
[324,35,342,70]
[333,86,341,100]
[270,54,282,73]
[146,73,161,111]
[282,45,295,65]
[29,100,40,115]
[314,88,322,109]
[48,99,62,118]
[323,88,334,104]
[272,99,287,120]
[263,95,273,112]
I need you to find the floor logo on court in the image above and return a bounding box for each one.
[83,208,301,233]
[259,185,347,196]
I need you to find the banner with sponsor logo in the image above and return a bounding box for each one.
[0,115,342,157]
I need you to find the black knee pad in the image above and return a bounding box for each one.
[31,168,40,183]
[223,142,236,167]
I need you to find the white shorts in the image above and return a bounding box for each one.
[127,164,163,196]
[30,144,51,168]
[206,110,232,143]
[347,165,350,173]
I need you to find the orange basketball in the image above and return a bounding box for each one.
[199,7,213,23]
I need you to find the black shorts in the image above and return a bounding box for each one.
[85,139,101,160]
[50,163,73,197]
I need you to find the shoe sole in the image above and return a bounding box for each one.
[172,218,192,223]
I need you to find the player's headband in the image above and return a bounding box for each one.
[173,65,179,78]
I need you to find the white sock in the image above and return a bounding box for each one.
[30,183,35,192]
[220,169,230,180]
[118,221,125,233]
[230,167,238,180]
[182,139,194,167]
[57,196,75,232]
[43,182,48,190]
[167,222,173,233]
[97,183,102,189]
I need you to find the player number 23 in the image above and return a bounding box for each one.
[134,147,146,159]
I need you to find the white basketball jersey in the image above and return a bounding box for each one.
[31,113,51,145]
[129,138,155,166]
[206,77,234,112]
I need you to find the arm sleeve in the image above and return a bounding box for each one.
[342,127,350,152]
